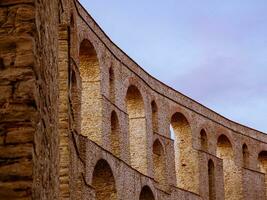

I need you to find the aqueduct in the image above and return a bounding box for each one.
[0,0,267,199]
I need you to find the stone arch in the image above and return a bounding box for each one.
[110,111,120,157]
[70,68,81,131]
[208,159,216,200]
[258,151,267,199]
[91,159,117,200]
[139,186,155,200]
[79,39,102,143]
[151,100,158,133]
[217,134,233,159]
[217,134,242,200]
[153,139,166,186]
[109,66,115,102]
[200,129,208,151]
[242,143,249,168]
[258,151,267,172]
[79,39,100,82]
[126,85,147,174]
[170,112,199,193]
[70,12,75,28]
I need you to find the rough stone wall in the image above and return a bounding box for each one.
[70,1,267,199]
[242,168,265,200]
[32,0,62,198]
[0,0,63,198]
[0,1,36,199]
[1,0,267,200]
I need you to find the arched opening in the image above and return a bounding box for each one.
[70,13,74,28]
[109,67,115,102]
[170,112,199,193]
[126,85,147,174]
[200,129,208,151]
[151,101,158,133]
[153,139,166,186]
[242,144,249,168]
[92,159,117,200]
[208,159,216,200]
[217,135,233,159]
[139,186,155,200]
[258,151,267,199]
[110,111,120,157]
[79,39,101,142]
[217,134,242,200]
[70,69,81,131]
[258,151,267,173]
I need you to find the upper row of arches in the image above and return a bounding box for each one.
[75,39,267,199]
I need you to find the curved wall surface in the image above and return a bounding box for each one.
[0,0,266,199]
[67,1,267,200]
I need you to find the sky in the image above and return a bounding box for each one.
[79,0,267,133]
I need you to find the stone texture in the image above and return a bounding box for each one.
[1,0,267,200]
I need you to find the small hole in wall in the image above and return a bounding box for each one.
[0,58,5,70]
[27,100,37,109]
[109,67,115,102]
[70,14,74,28]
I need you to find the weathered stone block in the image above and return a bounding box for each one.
[0,0,34,6]
[1,7,17,28]
[0,8,8,26]
[0,181,31,198]
[16,6,35,22]
[0,85,12,103]
[0,104,36,122]
[14,21,35,35]
[0,158,32,181]
[14,79,35,102]
[14,49,34,67]
[5,127,34,144]
[0,36,33,67]
[0,67,33,82]
[0,143,32,158]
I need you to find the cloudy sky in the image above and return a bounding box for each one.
[79,0,267,133]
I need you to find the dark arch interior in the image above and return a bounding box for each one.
[200,129,208,151]
[208,159,216,200]
[217,134,233,159]
[258,151,267,172]
[242,144,249,168]
[109,67,115,102]
[70,69,81,132]
[258,151,267,160]
[151,100,158,132]
[153,139,166,186]
[110,111,120,157]
[153,139,164,156]
[92,159,117,200]
[139,186,155,200]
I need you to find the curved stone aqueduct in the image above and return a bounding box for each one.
[0,0,267,199]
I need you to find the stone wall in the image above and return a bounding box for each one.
[69,1,267,199]
[0,0,62,198]
[33,0,61,198]
[0,1,36,199]
[1,0,267,199]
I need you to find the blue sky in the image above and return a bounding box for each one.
[79,0,267,133]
